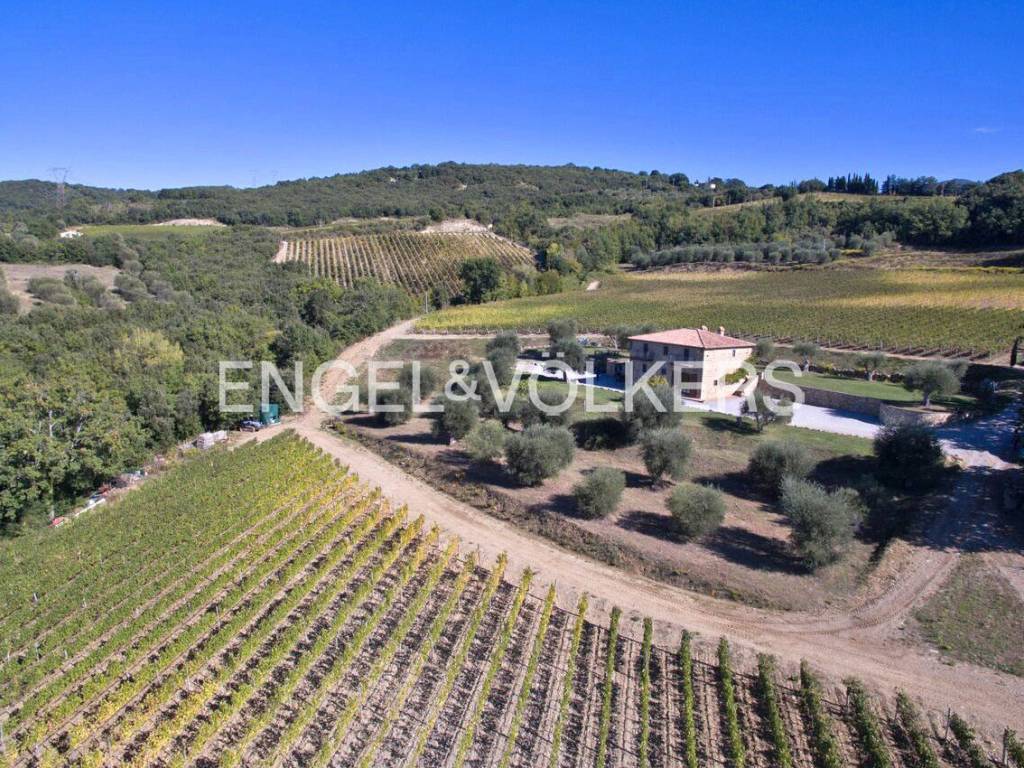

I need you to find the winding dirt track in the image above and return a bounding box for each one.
[254,319,1024,735]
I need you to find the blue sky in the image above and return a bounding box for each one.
[1,0,1021,189]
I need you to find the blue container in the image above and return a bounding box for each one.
[260,403,280,426]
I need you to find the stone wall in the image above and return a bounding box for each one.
[760,380,882,417]
[879,404,954,427]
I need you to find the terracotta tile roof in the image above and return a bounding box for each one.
[627,328,754,350]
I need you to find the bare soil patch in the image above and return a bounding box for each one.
[152,218,226,227]
[421,218,491,233]
[1,262,120,312]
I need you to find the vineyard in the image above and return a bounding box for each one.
[0,434,1009,768]
[418,269,1024,359]
[275,232,536,295]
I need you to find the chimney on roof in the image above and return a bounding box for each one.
[718,326,726,335]
[700,324,708,331]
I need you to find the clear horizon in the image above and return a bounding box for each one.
[2,0,1021,189]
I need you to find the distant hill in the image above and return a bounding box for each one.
[2,165,1020,253]
[0,164,703,227]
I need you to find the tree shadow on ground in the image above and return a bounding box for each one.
[810,455,876,487]
[702,525,806,574]
[617,510,678,541]
[699,416,759,437]
[690,470,770,504]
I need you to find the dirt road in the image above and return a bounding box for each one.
[254,319,1024,734]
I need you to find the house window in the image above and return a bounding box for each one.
[663,345,668,355]
[732,349,737,357]
[714,379,719,386]
[643,343,649,354]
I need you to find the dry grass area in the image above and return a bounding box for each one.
[0,262,120,312]
[851,245,1024,270]
[914,554,1024,677]
[547,212,633,229]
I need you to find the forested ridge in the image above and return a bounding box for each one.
[2,165,1022,272]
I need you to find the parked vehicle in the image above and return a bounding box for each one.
[74,494,107,518]
[240,419,263,432]
[50,516,68,528]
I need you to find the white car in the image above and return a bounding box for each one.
[75,494,107,517]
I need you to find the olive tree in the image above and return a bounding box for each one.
[373,386,413,426]
[504,425,575,485]
[755,337,775,360]
[464,419,508,463]
[854,351,887,381]
[873,423,944,492]
[748,441,812,495]
[780,478,863,570]
[668,484,725,540]
[573,467,626,518]
[791,342,820,372]
[902,362,960,406]
[641,428,692,483]
[621,384,681,442]
[433,396,479,440]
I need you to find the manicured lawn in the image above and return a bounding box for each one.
[769,369,920,403]
[683,410,875,457]
[769,368,976,408]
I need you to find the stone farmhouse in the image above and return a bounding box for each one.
[627,327,754,400]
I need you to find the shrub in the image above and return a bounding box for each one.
[0,287,18,315]
[373,386,413,426]
[641,429,692,483]
[621,384,681,442]
[668,484,725,540]
[902,362,960,406]
[464,420,508,463]
[755,337,775,360]
[504,425,575,486]
[780,478,863,569]
[433,397,479,440]
[873,423,944,492]
[748,441,812,495]
[114,273,149,302]
[573,468,626,518]
[27,276,75,306]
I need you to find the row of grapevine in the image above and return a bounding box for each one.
[420,269,1024,357]
[3,434,1015,768]
[278,231,535,295]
